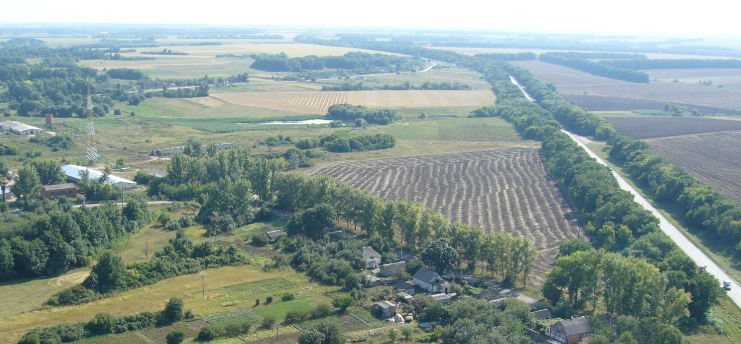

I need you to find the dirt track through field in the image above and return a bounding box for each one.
[212,90,495,114]
[309,147,583,285]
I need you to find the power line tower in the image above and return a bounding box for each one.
[86,78,100,160]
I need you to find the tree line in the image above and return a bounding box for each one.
[325,104,400,125]
[473,52,537,61]
[321,81,471,92]
[271,173,539,287]
[294,131,396,153]
[464,57,721,326]
[249,52,426,73]
[539,53,650,83]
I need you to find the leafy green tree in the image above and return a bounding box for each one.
[163,297,185,324]
[0,239,15,279]
[299,330,325,344]
[30,160,65,185]
[84,252,126,293]
[332,295,355,312]
[421,238,459,275]
[11,164,41,200]
[301,203,337,239]
[166,331,184,344]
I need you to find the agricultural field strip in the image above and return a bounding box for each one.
[511,60,741,111]
[645,131,741,204]
[210,90,495,114]
[309,148,582,284]
[603,116,741,139]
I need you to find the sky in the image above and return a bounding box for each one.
[1,0,739,37]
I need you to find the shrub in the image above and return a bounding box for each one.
[251,232,269,246]
[312,303,332,318]
[198,327,219,341]
[282,293,296,302]
[255,298,261,306]
[261,315,276,329]
[162,297,184,324]
[166,331,184,344]
[285,309,310,323]
[266,296,274,304]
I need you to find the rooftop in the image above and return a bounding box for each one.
[377,301,396,309]
[559,316,591,335]
[413,268,447,284]
[0,120,42,132]
[61,165,136,186]
[531,309,552,321]
[362,246,381,261]
[41,183,76,191]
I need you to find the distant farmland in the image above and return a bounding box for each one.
[211,90,495,114]
[511,60,741,111]
[646,131,741,204]
[309,147,583,285]
[603,116,741,139]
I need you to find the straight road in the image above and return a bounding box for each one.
[73,200,174,208]
[508,73,740,307]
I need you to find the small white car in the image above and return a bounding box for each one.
[723,280,732,290]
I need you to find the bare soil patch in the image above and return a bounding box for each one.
[512,60,741,111]
[646,131,741,204]
[604,116,741,139]
[309,147,583,285]
[211,90,495,114]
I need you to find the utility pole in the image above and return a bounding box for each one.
[145,235,149,259]
[202,275,205,299]
[276,323,279,341]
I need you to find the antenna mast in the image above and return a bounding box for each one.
[86,78,100,160]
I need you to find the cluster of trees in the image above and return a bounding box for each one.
[295,131,395,153]
[18,296,187,344]
[289,238,366,291]
[473,52,537,61]
[48,234,247,306]
[177,34,283,39]
[0,200,150,281]
[321,81,471,91]
[140,49,188,55]
[465,58,722,322]
[106,68,145,80]
[10,161,66,202]
[0,144,20,156]
[29,134,75,151]
[419,297,536,344]
[325,104,400,125]
[545,244,720,325]
[539,53,650,83]
[603,58,741,70]
[249,52,426,73]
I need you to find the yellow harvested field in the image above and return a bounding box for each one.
[211,90,496,114]
[184,96,225,108]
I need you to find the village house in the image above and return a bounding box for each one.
[531,309,552,321]
[546,316,592,344]
[40,183,77,199]
[391,279,415,295]
[362,246,382,269]
[379,261,407,276]
[373,300,398,318]
[412,268,450,293]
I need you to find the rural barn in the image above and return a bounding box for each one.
[379,261,407,276]
[546,316,592,344]
[362,246,382,269]
[373,301,398,318]
[61,165,137,189]
[413,268,450,294]
[0,120,43,135]
[40,183,77,199]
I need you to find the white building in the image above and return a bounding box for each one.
[61,165,137,189]
[362,246,382,269]
[413,268,450,294]
[0,121,43,135]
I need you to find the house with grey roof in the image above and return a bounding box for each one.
[379,261,407,276]
[546,316,591,343]
[374,300,398,318]
[0,120,42,135]
[266,230,283,242]
[531,309,552,321]
[413,268,450,294]
[362,246,382,269]
[391,279,415,295]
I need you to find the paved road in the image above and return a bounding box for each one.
[563,130,741,307]
[508,73,740,307]
[73,200,174,208]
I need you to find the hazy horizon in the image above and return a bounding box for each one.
[3,0,740,38]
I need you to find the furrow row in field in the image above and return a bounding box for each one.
[308,148,583,284]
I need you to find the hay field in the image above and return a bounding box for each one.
[511,60,741,111]
[211,90,495,114]
[646,131,741,204]
[309,147,583,285]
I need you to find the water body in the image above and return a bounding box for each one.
[256,119,333,125]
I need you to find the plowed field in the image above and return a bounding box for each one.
[308,147,583,284]
[211,90,495,114]
[604,116,741,139]
[647,131,741,204]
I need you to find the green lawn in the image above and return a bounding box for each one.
[387,117,522,142]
